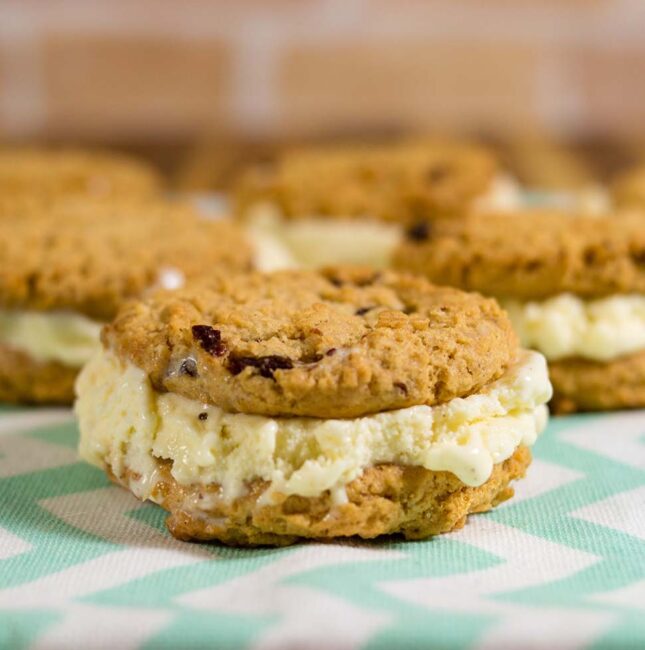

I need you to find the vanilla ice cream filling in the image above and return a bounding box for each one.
[246,203,401,270]
[503,293,645,362]
[76,349,551,505]
[0,309,103,367]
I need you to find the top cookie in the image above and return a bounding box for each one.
[0,147,161,202]
[393,211,645,300]
[612,164,645,210]
[235,140,499,225]
[105,267,518,418]
[0,199,253,320]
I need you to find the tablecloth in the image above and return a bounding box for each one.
[1,405,644,650]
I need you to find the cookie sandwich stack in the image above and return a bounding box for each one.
[76,267,552,545]
[235,140,518,269]
[395,211,645,413]
[0,199,252,404]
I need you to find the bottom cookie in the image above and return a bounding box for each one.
[109,445,531,547]
[0,343,77,404]
[549,350,645,414]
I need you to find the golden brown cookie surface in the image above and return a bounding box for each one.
[0,199,253,320]
[394,211,645,300]
[105,267,518,418]
[549,350,645,414]
[235,140,498,224]
[112,446,530,546]
[0,147,161,202]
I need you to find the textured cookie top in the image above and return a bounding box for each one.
[612,164,645,209]
[0,147,161,201]
[393,211,645,300]
[0,200,253,320]
[235,141,498,225]
[105,267,518,418]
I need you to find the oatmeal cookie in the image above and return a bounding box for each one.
[105,267,518,418]
[394,211,645,300]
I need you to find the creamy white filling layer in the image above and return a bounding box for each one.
[0,309,103,366]
[76,349,551,505]
[503,293,645,362]
[246,204,401,270]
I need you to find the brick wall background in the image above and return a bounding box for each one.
[1,0,644,146]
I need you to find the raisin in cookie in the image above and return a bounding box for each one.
[0,199,252,404]
[394,211,645,412]
[76,267,552,546]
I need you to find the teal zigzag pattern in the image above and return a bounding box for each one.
[0,405,643,649]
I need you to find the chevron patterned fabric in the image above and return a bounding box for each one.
[0,406,644,649]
